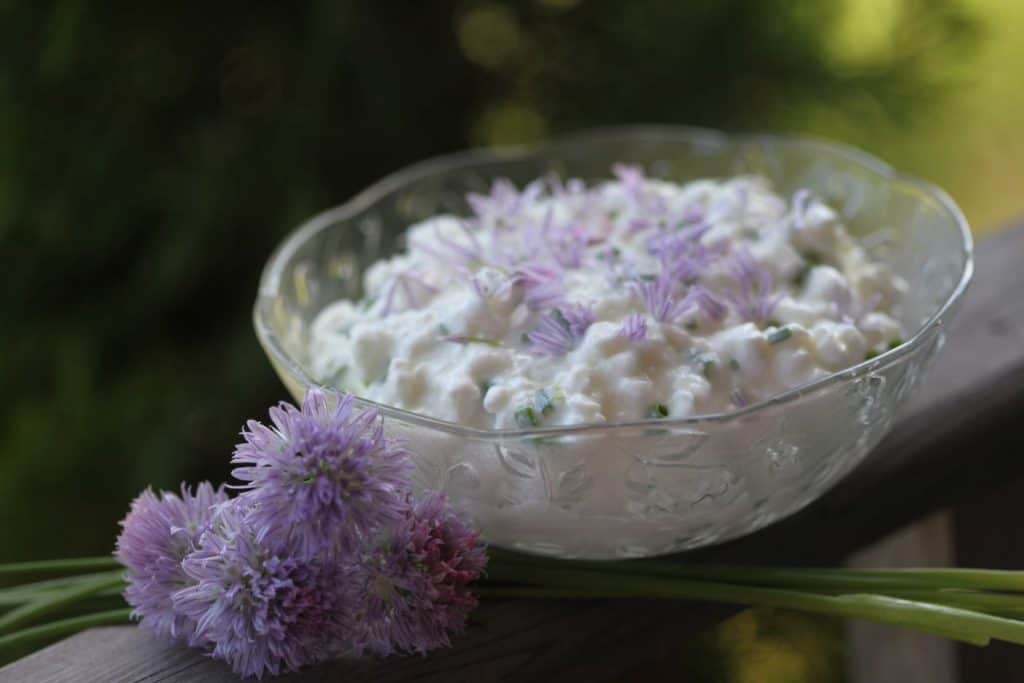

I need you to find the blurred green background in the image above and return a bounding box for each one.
[2,0,1021,679]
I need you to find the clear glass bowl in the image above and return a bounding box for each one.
[254,126,972,559]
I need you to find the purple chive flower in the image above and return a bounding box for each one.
[647,223,727,281]
[548,222,590,269]
[548,173,587,201]
[632,273,678,322]
[414,221,485,267]
[724,249,783,324]
[633,273,726,324]
[612,163,645,193]
[466,178,543,225]
[349,493,487,656]
[173,499,353,679]
[511,265,565,311]
[231,389,413,558]
[617,313,648,341]
[115,483,229,643]
[380,273,438,316]
[526,304,595,356]
[626,191,670,233]
[689,286,728,321]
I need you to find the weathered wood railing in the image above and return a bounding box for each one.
[3,221,1023,683]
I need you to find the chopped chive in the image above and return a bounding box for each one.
[792,264,812,287]
[766,319,783,329]
[684,321,699,332]
[438,323,451,336]
[729,358,741,371]
[514,406,539,428]
[687,351,716,378]
[767,326,793,345]
[801,250,822,266]
[534,388,556,417]
[649,403,670,418]
[864,349,879,361]
[888,338,904,350]
[443,335,502,346]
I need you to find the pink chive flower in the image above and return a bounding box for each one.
[349,493,487,656]
[115,482,229,644]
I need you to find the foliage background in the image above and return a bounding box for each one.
[2,1,1021,679]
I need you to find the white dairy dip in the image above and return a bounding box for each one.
[310,168,906,430]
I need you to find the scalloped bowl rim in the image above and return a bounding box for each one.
[254,125,973,439]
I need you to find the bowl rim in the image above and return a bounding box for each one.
[254,124,974,439]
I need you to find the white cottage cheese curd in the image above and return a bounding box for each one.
[310,168,906,430]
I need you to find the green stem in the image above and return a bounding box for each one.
[871,590,1024,619]
[0,575,124,634]
[0,609,131,652]
[480,582,1024,619]
[0,571,124,605]
[0,557,120,577]
[488,549,1024,592]
[484,564,1024,646]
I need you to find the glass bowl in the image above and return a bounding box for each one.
[254,126,972,559]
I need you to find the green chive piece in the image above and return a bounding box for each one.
[438,323,451,336]
[802,250,823,266]
[729,358,741,371]
[767,326,793,345]
[514,406,539,428]
[479,380,493,398]
[649,403,670,418]
[888,338,904,350]
[534,389,556,417]
[864,349,879,361]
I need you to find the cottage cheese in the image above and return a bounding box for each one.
[310,169,906,430]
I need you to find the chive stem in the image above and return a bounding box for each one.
[0,608,132,652]
[0,557,120,577]
[0,575,125,634]
[483,565,1024,646]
